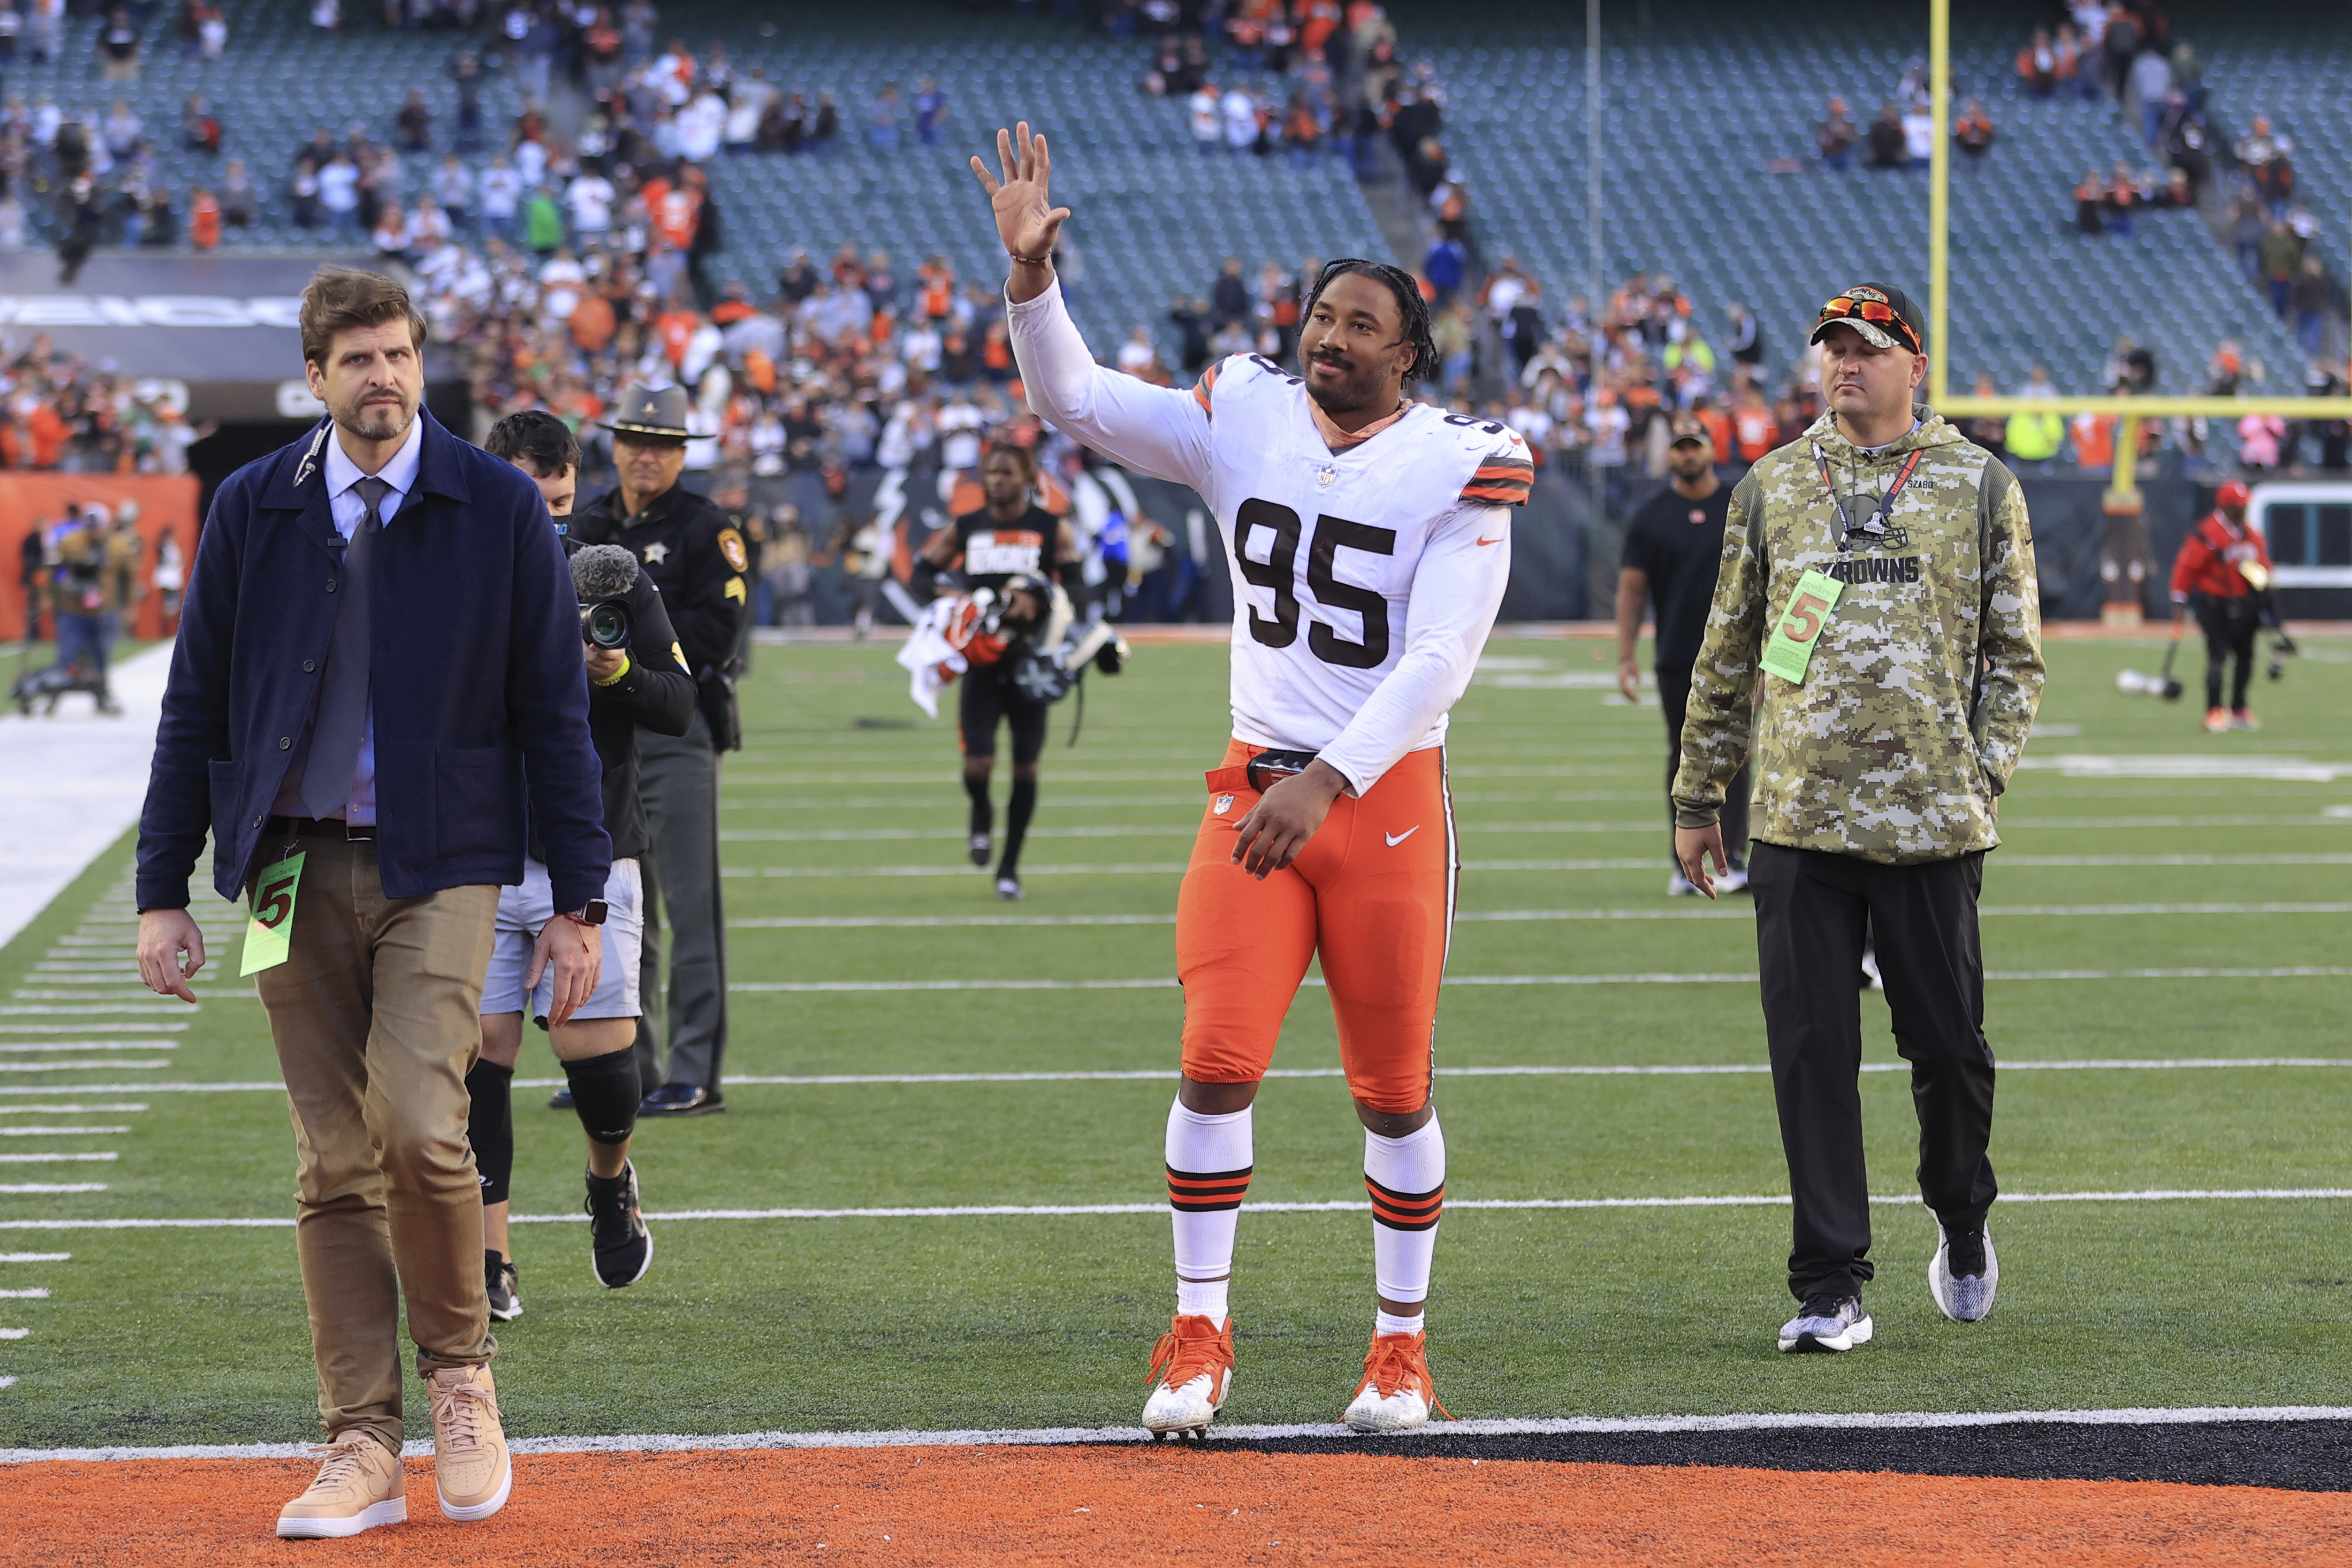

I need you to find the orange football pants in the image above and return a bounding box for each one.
[1175,739,1456,1114]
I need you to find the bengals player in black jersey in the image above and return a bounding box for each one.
[916,443,1084,898]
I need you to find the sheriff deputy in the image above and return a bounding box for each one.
[567,383,751,1117]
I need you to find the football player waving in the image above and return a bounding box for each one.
[973,122,1530,1437]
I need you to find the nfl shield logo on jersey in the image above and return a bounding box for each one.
[1213,794,1235,816]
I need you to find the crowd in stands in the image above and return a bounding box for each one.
[0,336,203,474]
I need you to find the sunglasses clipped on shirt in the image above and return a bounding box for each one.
[1816,294,1923,356]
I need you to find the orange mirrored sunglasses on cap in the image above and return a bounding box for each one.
[1816,292,1923,355]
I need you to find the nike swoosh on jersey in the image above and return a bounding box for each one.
[1475,534,1505,546]
[1385,827,1419,847]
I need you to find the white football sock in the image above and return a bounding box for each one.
[1165,1099,1252,1324]
[1375,1308,1426,1338]
[1365,1113,1445,1310]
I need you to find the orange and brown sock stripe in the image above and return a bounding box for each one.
[1167,1164,1252,1212]
[1366,1174,1444,1231]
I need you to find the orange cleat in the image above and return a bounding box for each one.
[1344,1329,1454,1434]
[2202,707,2230,734]
[1141,1314,1234,1440]
[2229,709,2260,732]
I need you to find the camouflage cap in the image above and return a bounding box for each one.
[1809,283,1926,355]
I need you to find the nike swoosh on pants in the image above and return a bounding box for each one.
[1386,827,1419,847]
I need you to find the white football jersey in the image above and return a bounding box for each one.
[1007,284,1525,792]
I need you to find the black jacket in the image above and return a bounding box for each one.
[545,538,696,863]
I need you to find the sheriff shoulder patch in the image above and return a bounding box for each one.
[718,527,749,573]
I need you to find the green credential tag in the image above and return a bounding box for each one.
[1760,569,1845,684]
[239,850,306,977]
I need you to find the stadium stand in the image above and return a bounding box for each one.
[1406,0,2314,399]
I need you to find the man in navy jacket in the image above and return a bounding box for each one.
[133,267,608,1540]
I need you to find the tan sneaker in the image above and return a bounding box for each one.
[275,1431,407,1539]
[425,1364,513,1521]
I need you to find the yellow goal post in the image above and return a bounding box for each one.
[1923,0,2352,448]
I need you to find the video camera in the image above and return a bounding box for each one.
[571,543,638,650]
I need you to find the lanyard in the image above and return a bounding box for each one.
[1812,443,1922,550]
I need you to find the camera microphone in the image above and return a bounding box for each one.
[573,544,639,650]
[572,544,640,599]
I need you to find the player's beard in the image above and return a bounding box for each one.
[1303,350,1386,418]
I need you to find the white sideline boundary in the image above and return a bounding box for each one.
[7,1403,2352,1463]
[6,1188,2350,1231]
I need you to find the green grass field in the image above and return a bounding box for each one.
[2,630,2348,1449]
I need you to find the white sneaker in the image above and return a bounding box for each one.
[1342,1330,1447,1433]
[1716,866,1750,894]
[1779,1293,1873,1353]
[995,874,1023,901]
[1667,871,1698,896]
[1141,1315,1234,1438]
[1928,1221,1999,1322]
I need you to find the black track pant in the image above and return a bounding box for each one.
[1748,842,1998,1303]
[1656,666,1748,869]
[2195,595,2260,713]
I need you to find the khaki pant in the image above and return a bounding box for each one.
[253,834,500,1451]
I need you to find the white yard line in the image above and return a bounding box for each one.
[0,1128,130,1136]
[0,1106,146,1114]
[0,1184,106,1193]
[0,1153,117,1164]
[0,1289,48,1299]
[7,1402,2352,1462]
[20,1055,2352,1099]
[0,1253,70,1261]
[6,1188,2347,1232]
[0,1062,174,1073]
[729,964,2352,993]
[0,1043,175,1052]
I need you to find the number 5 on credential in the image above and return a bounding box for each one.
[240,850,306,976]
[1760,569,1845,684]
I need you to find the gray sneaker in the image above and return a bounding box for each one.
[1929,1221,1999,1322]
[1779,1293,1873,1353]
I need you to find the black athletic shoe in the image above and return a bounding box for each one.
[968,832,991,866]
[584,1161,653,1288]
[546,1085,574,1111]
[639,1082,724,1116]
[485,1250,523,1322]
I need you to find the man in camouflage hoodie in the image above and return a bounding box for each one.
[1670,283,2043,1355]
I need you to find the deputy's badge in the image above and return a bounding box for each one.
[718,527,749,573]
[1316,466,1337,489]
[642,542,669,565]
[1213,794,1235,816]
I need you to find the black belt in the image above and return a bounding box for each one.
[1244,748,1320,794]
[266,815,376,842]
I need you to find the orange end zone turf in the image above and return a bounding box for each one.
[5,1448,2350,1565]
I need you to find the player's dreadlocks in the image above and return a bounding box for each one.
[1304,258,1443,386]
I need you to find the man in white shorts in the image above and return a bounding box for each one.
[467,411,697,1314]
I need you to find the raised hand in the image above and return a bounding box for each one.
[969,121,1070,273]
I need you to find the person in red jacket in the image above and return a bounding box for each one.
[2169,479,2274,732]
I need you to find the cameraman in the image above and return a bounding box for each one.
[466,410,695,1318]
[567,385,751,1117]
[915,442,1084,900]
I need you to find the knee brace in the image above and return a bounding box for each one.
[564,1048,642,1147]
[464,1059,515,1206]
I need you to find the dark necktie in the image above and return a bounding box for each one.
[298,475,390,820]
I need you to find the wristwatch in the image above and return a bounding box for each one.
[561,901,609,927]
